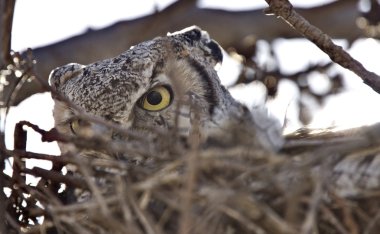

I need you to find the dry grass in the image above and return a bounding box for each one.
[2,119,380,234]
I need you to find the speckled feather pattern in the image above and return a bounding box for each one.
[50,26,284,151]
[51,28,220,119]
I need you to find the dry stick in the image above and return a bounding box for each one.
[264,0,380,94]
[364,209,380,234]
[179,109,201,234]
[23,167,87,190]
[8,149,126,170]
[220,205,266,234]
[320,205,349,234]
[341,201,359,234]
[125,186,160,234]
[8,121,28,228]
[17,120,153,162]
[49,196,119,214]
[300,180,323,234]
[115,175,142,234]
[5,213,21,233]
[73,156,111,217]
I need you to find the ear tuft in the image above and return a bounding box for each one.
[205,40,223,65]
[168,26,223,66]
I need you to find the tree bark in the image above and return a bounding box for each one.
[0,0,14,68]
[13,0,361,105]
[0,0,15,233]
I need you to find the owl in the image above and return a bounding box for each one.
[49,26,380,199]
[49,26,284,157]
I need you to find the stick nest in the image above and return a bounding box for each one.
[2,52,380,234]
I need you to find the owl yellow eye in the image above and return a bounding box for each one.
[70,119,86,135]
[140,86,172,111]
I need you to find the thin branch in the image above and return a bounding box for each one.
[179,108,201,234]
[22,167,87,190]
[264,0,380,94]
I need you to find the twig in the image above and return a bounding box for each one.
[179,103,202,234]
[125,185,160,234]
[320,204,349,234]
[219,205,266,234]
[364,209,380,234]
[22,167,87,190]
[5,213,21,233]
[48,196,118,214]
[8,149,127,170]
[264,0,380,94]
[15,120,155,159]
[229,194,297,234]
[115,175,142,234]
[301,178,323,234]
[9,121,28,227]
[341,201,359,234]
[73,156,111,216]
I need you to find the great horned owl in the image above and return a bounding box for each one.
[49,26,284,156]
[49,26,380,198]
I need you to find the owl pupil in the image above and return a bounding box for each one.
[147,91,162,105]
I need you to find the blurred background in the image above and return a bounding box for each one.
[4,0,380,158]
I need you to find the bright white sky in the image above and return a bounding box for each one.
[11,0,336,51]
[6,0,380,161]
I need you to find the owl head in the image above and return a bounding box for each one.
[49,26,246,150]
[50,26,283,156]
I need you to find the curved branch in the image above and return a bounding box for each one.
[264,0,380,94]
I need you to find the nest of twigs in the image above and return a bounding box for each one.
[2,54,380,234]
[2,119,380,234]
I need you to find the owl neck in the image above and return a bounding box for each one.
[205,88,284,151]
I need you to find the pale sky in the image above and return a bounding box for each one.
[6,0,380,160]
[11,0,335,51]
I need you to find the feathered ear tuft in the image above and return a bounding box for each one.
[204,39,223,65]
[169,26,223,67]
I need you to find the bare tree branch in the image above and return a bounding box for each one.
[11,0,360,105]
[0,1,15,232]
[264,0,380,95]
